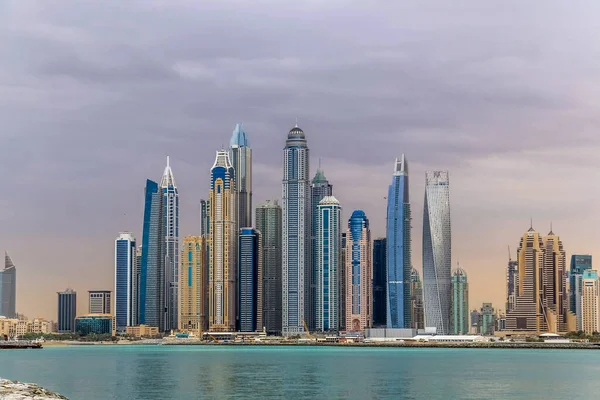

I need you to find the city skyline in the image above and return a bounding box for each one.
[3,1,600,321]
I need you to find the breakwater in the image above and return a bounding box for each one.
[0,341,42,349]
[0,378,67,399]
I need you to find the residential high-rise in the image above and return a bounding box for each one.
[372,238,387,327]
[339,232,347,330]
[58,289,77,333]
[542,229,574,333]
[139,179,164,330]
[115,232,137,332]
[256,200,282,335]
[161,156,179,332]
[200,199,210,237]
[229,124,253,230]
[506,226,544,332]
[282,123,311,336]
[422,170,451,334]
[315,196,341,332]
[506,257,519,313]
[208,149,237,332]
[179,236,207,333]
[386,156,411,329]
[89,290,111,315]
[239,228,262,332]
[410,268,425,330]
[569,255,592,315]
[345,210,372,332]
[581,270,599,335]
[0,252,16,318]
[479,303,496,335]
[310,168,333,330]
[450,266,469,335]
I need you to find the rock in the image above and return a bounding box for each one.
[0,378,67,399]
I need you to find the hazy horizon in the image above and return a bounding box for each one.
[1,0,600,321]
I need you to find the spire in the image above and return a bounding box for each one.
[527,217,534,232]
[160,156,177,188]
[4,251,15,270]
[393,154,408,175]
[549,221,554,235]
[312,168,328,184]
[295,116,298,128]
[230,123,249,147]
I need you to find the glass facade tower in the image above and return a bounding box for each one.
[238,228,262,332]
[386,155,411,328]
[345,210,372,332]
[372,238,387,327]
[422,170,451,334]
[57,289,77,333]
[451,267,469,335]
[0,252,16,318]
[115,232,136,332]
[282,123,311,336]
[569,255,592,314]
[229,124,253,230]
[161,157,179,332]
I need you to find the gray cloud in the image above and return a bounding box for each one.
[1,0,600,318]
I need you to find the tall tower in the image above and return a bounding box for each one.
[345,210,372,332]
[57,289,77,333]
[372,238,387,327]
[209,149,237,332]
[89,290,111,315]
[581,270,599,335]
[180,236,207,332]
[229,124,253,230]
[256,200,283,335]
[239,228,262,332]
[422,170,451,334]
[0,252,16,318]
[282,122,311,336]
[450,266,469,335]
[139,179,165,330]
[200,199,210,237]
[386,156,411,329]
[506,226,544,331]
[410,268,425,330]
[339,232,347,331]
[569,255,592,316]
[542,229,574,333]
[115,232,137,332]
[160,156,179,332]
[506,255,519,313]
[315,196,341,332]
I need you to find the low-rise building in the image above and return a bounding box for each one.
[75,314,115,336]
[126,324,159,338]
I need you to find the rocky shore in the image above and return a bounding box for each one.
[0,378,67,399]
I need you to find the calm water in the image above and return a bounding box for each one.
[1,345,600,399]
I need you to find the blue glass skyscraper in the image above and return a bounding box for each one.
[346,210,372,332]
[115,232,136,332]
[238,228,261,332]
[385,155,411,328]
[372,238,387,327]
[569,255,592,313]
[161,157,179,332]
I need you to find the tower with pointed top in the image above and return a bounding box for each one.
[229,123,253,230]
[345,210,372,332]
[450,265,469,335]
[386,155,412,329]
[161,156,179,331]
[423,170,451,334]
[1,252,16,318]
[310,167,333,330]
[282,122,311,335]
[209,149,237,331]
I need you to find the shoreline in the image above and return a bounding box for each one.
[34,340,600,350]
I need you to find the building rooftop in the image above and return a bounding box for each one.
[160,156,177,188]
[230,123,249,147]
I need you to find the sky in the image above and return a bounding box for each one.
[1,0,600,321]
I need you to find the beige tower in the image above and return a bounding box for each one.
[179,236,207,333]
[581,270,599,335]
[345,210,372,332]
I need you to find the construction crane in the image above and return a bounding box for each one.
[508,245,512,261]
[301,318,314,340]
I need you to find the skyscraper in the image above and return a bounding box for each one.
[372,238,387,327]
[209,149,237,332]
[541,229,574,333]
[339,232,347,331]
[506,256,519,313]
[386,156,411,329]
[161,157,179,332]
[479,303,496,335]
[0,252,16,318]
[315,196,341,332]
[345,210,372,332]
[310,168,333,330]
[89,290,111,315]
[180,236,207,332]
[229,124,253,230]
[581,270,599,335]
[239,228,262,332]
[200,199,210,237]
[256,200,282,335]
[451,266,469,335]
[410,268,425,330]
[422,170,451,334]
[139,179,164,330]
[569,255,592,314]
[115,232,137,332]
[282,123,311,336]
[58,289,77,333]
